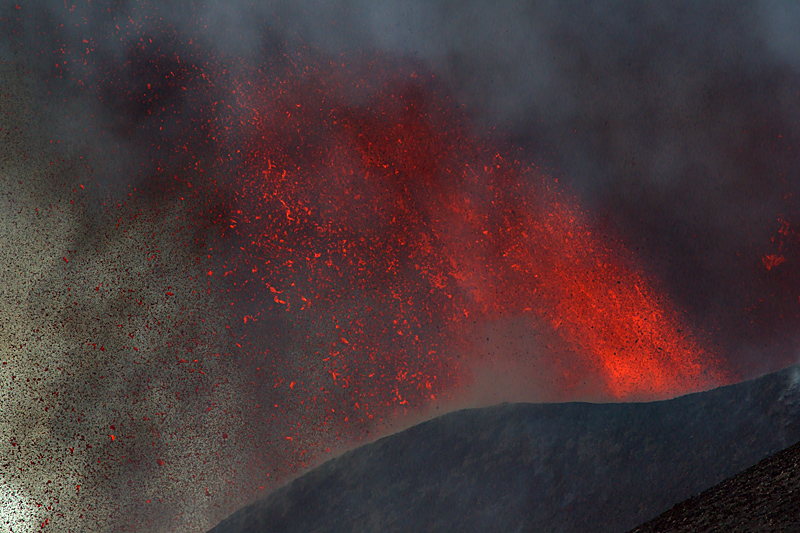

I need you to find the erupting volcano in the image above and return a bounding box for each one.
[8,2,800,530]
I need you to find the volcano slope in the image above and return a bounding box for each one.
[208,366,800,533]
[630,437,800,532]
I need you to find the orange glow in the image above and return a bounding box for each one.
[439,183,720,398]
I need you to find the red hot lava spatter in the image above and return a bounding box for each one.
[214,51,727,449]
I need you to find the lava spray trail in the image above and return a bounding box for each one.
[210,49,728,438]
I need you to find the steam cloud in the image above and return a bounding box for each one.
[2,0,800,531]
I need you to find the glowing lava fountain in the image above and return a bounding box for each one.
[198,49,729,438]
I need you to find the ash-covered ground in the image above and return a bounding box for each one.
[208,365,800,532]
[631,424,800,531]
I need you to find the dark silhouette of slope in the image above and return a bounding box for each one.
[209,366,800,533]
[630,438,800,532]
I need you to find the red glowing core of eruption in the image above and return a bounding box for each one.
[219,52,725,425]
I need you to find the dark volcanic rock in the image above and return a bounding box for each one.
[630,439,800,532]
[209,366,800,533]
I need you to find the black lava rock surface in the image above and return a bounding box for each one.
[630,438,800,532]
[209,366,800,533]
